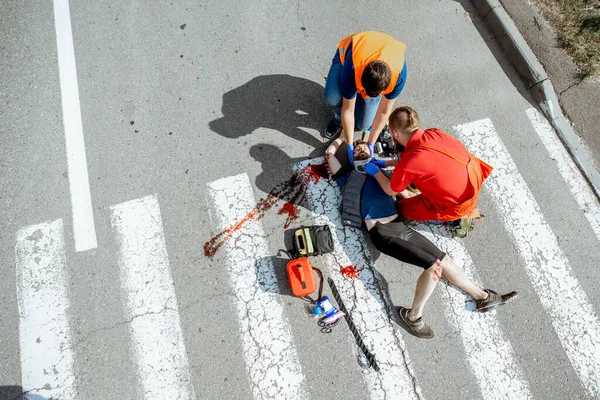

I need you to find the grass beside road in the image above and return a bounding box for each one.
[532,0,600,78]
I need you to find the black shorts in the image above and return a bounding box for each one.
[368,220,446,269]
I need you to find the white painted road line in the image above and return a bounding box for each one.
[205,174,307,400]
[16,219,77,399]
[417,224,531,399]
[294,158,422,400]
[526,108,600,242]
[457,119,600,397]
[110,195,195,400]
[53,0,97,252]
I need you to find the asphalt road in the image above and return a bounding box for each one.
[2,1,600,399]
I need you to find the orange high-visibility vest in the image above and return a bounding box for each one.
[337,31,406,98]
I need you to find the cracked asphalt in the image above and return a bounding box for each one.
[1,1,600,399]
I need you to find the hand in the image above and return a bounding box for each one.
[367,142,374,156]
[364,161,380,177]
[347,144,354,166]
[371,158,386,168]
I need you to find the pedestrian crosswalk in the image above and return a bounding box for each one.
[110,195,195,399]
[416,224,532,400]
[16,220,77,400]
[205,174,307,400]
[458,117,600,398]
[12,109,600,399]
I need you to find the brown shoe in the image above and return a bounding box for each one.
[398,307,434,339]
[449,217,475,238]
[476,289,518,312]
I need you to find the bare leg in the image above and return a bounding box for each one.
[439,254,487,300]
[409,261,443,320]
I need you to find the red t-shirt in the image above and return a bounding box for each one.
[390,128,473,206]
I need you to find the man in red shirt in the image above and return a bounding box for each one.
[364,106,493,237]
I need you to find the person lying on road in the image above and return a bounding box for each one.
[325,134,517,339]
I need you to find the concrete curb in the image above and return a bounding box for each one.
[473,0,600,201]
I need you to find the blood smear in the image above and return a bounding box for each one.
[204,162,329,257]
[278,202,300,228]
[340,265,361,279]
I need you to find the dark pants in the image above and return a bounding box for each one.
[369,221,445,269]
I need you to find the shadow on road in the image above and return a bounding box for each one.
[249,143,309,202]
[0,386,49,400]
[210,74,327,153]
[210,73,329,200]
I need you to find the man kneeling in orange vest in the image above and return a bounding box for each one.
[363,106,493,237]
[324,31,408,164]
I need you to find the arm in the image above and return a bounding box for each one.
[372,157,399,168]
[388,161,417,198]
[325,136,345,176]
[341,97,356,145]
[371,170,398,197]
[367,97,395,144]
[366,159,414,198]
[371,170,415,198]
[387,157,399,167]
[369,62,407,144]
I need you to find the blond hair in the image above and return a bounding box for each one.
[389,106,420,137]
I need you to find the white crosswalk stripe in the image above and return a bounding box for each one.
[110,195,195,400]
[416,224,532,399]
[205,174,307,400]
[457,118,600,397]
[526,107,600,242]
[16,219,77,400]
[294,159,423,400]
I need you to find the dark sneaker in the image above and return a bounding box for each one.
[476,289,518,312]
[398,307,434,339]
[324,120,341,139]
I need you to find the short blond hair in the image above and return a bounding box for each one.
[389,106,420,136]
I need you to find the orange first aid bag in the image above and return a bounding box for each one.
[286,257,322,300]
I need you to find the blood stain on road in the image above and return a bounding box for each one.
[340,265,363,279]
[278,202,300,229]
[204,162,328,257]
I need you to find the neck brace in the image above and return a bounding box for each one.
[354,157,371,174]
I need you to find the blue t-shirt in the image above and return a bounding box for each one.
[335,171,398,222]
[337,43,407,101]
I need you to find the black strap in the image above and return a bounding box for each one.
[328,277,379,371]
[314,267,323,301]
[303,267,323,304]
[277,249,294,259]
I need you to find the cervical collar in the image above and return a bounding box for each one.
[353,157,371,174]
